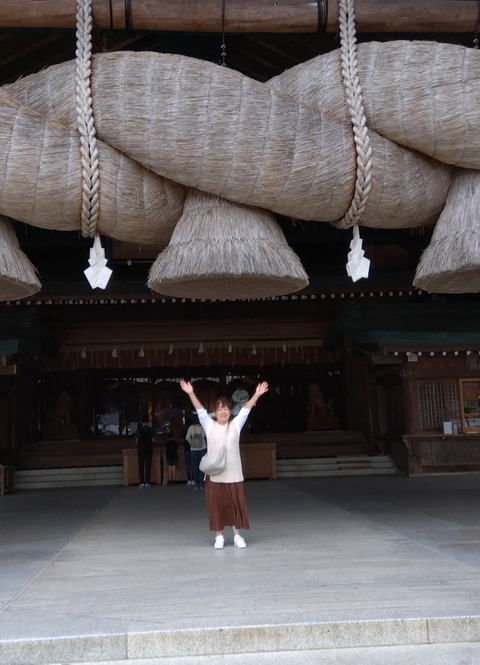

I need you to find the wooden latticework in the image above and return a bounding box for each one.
[418,379,460,430]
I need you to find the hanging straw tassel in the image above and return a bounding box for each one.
[414,169,480,293]
[147,189,308,300]
[0,215,41,301]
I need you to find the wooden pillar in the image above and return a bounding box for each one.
[76,369,94,439]
[402,366,421,434]
[0,376,15,462]
[13,362,36,445]
[0,1,477,33]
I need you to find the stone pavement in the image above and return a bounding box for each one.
[1,474,480,664]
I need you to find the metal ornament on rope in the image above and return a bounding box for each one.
[219,0,227,67]
[473,0,480,49]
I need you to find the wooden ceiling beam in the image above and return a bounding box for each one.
[0,1,477,34]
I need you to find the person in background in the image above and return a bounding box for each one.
[136,414,154,488]
[183,428,194,486]
[165,430,179,485]
[185,414,207,489]
[180,379,269,549]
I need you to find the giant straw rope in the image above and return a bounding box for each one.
[1,0,480,296]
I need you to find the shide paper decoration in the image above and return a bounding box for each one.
[84,235,112,289]
[346,225,370,283]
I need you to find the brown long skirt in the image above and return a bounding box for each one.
[205,478,249,531]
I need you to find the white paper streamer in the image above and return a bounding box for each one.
[84,235,112,289]
[346,225,370,282]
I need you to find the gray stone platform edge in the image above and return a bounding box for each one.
[2,615,480,665]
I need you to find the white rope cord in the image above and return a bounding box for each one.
[75,0,100,238]
[335,0,372,230]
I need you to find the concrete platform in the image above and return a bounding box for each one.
[1,475,480,664]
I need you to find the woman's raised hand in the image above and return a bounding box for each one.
[255,381,269,397]
[180,380,193,394]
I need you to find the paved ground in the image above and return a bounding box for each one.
[1,474,480,664]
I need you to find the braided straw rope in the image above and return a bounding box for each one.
[0,88,185,245]
[335,0,372,230]
[6,50,451,230]
[4,34,480,292]
[75,0,100,239]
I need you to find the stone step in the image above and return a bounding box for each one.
[14,455,396,488]
[276,455,396,478]
[15,466,124,489]
[277,468,397,478]
[62,642,480,665]
[2,617,478,665]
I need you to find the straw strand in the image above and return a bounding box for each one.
[334,0,372,230]
[75,0,100,239]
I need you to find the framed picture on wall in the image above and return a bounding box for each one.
[459,379,480,432]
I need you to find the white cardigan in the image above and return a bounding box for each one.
[197,406,250,483]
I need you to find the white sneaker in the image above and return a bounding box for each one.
[234,535,247,549]
[214,535,224,550]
